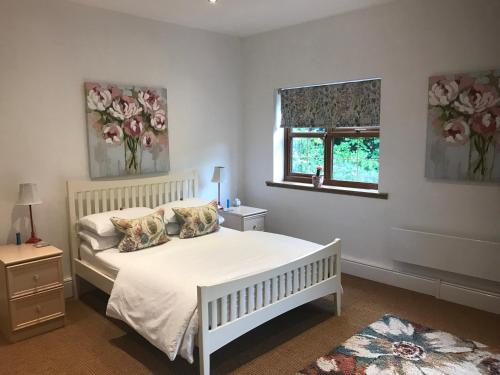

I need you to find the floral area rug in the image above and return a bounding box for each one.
[298,314,500,375]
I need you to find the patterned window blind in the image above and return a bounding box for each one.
[279,79,381,128]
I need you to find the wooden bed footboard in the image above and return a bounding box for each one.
[197,239,341,375]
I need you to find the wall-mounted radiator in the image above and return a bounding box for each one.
[389,227,500,283]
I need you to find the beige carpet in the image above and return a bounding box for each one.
[0,274,499,374]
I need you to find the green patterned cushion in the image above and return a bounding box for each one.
[110,209,169,252]
[173,201,220,239]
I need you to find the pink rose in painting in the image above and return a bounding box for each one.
[151,109,167,131]
[138,90,161,113]
[87,86,112,111]
[453,84,500,114]
[141,131,158,149]
[102,123,123,144]
[108,96,142,120]
[429,79,459,106]
[471,107,500,136]
[442,118,470,144]
[123,116,144,137]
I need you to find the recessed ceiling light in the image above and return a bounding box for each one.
[208,0,217,4]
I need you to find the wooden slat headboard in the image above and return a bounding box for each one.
[67,170,198,265]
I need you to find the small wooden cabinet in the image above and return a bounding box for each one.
[0,244,65,342]
[221,206,268,232]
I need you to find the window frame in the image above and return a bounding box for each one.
[284,127,380,190]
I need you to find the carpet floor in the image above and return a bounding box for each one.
[0,274,498,375]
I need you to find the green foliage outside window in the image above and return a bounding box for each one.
[332,137,379,183]
[291,138,325,174]
[291,132,379,183]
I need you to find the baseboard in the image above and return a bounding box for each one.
[64,277,73,299]
[341,257,500,315]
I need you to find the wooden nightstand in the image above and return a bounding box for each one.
[0,244,65,342]
[221,206,268,232]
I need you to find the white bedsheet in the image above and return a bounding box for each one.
[79,236,181,279]
[105,228,321,364]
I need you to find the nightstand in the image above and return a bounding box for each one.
[0,244,65,342]
[221,206,268,232]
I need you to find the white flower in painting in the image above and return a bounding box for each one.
[108,98,142,121]
[442,118,470,145]
[151,109,167,131]
[87,87,112,111]
[453,85,500,114]
[138,89,161,113]
[102,123,123,144]
[429,80,459,106]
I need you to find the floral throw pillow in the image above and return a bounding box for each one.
[173,201,220,239]
[110,209,169,252]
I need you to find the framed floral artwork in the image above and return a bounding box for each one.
[85,82,170,179]
[425,70,500,182]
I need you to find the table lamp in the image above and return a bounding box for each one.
[16,183,42,244]
[211,166,224,210]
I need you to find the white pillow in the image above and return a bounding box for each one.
[79,207,154,237]
[78,230,120,251]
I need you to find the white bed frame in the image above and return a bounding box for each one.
[67,171,341,375]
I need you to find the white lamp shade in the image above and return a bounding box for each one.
[211,166,224,183]
[16,183,42,206]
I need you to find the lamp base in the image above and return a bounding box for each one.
[26,234,42,244]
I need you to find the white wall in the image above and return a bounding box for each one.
[0,0,242,279]
[241,0,500,290]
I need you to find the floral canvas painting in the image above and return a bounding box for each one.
[85,82,169,179]
[425,70,500,182]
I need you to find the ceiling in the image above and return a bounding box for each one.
[69,0,394,37]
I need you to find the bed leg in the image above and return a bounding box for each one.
[334,289,341,316]
[199,347,210,375]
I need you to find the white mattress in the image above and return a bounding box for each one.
[79,235,183,279]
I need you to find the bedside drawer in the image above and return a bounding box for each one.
[10,287,65,331]
[7,256,63,299]
[243,215,265,231]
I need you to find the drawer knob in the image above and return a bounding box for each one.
[33,274,40,282]
[253,225,257,230]
[35,305,41,313]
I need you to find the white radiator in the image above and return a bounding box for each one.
[389,227,500,283]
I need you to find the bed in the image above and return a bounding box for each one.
[67,171,341,375]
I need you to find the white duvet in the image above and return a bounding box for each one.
[106,228,321,363]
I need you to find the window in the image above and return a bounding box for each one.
[284,127,380,189]
[279,79,381,190]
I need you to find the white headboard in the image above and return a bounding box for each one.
[67,170,198,263]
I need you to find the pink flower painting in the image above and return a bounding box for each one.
[426,70,500,182]
[85,82,169,178]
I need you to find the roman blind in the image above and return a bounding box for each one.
[279,78,381,128]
